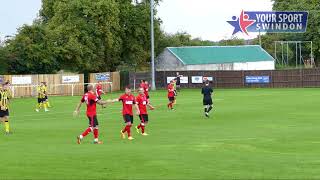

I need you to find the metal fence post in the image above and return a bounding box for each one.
[71,84,74,97]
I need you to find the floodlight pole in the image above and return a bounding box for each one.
[286,42,289,65]
[281,42,284,66]
[311,41,314,67]
[274,42,277,64]
[150,0,156,90]
[296,42,298,67]
[299,42,302,66]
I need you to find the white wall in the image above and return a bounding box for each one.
[184,61,275,71]
[186,63,233,71]
[233,61,275,70]
[157,59,275,71]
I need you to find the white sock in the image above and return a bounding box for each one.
[94,138,98,142]
[79,135,83,139]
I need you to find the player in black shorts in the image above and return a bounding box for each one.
[176,72,182,92]
[35,82,49,112]
[201,81,213,118]
[0,82,12,134]
[43,82,51,108]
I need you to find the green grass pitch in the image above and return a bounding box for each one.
[1,88,320,179]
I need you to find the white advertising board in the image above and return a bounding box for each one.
[12,76,32,85]
[62,75,80,83]
[192,76,203,84]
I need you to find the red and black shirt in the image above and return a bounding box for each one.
[81,92,99,117]
[167,84,175,97]
[136,94,149,115]
[119,94,136,116]
[96,84,103,97]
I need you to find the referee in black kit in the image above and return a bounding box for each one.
[176,72,182,92]
[201,80,213,118]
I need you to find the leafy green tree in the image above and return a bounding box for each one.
[117,0,162,72]
[0,0,221,74]
[218,37,245,46]
[0,45,8,74]
[156,32,215,56]
[45,0,122,72]
[40,0,57,23]
[5,24,60,74]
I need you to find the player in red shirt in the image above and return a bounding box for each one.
[115,87,140,140]
[95,81,105,100]
[167,80,175,110]
[144,80,150,99]
[95,81,106,108]
[74,84,112,144]
[139,80,146,94]
[139,80,145,88]
[140,80,151,99]
[135,87,154,136]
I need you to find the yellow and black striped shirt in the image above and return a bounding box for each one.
[0,90,10,110]
[37,86,46,99]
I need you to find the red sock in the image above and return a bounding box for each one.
[122,126,127,133]
[81,127,92,137]
[141,125,145,133]
[93,129,99,139]
[127,125,132,137]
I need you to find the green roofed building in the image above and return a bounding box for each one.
[156,45,275,71]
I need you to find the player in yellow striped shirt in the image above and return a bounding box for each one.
[35,82,49,112]
[43,82,51,108]
[0,82,12,134]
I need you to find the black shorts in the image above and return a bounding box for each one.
[45,96,48,100]
[203,98,213,105]
[38,98,46,103]
[139,114,149,123]
[0,110,9,118]
[168,97,175,102]
[88,115,99,127]
[123,114,133,124]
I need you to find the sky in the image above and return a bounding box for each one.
[157,0,273,41]
[0,0,42,40]
[0,0,273,42]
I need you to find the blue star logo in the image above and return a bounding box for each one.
[227,16,242,35]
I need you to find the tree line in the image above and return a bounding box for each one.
[0,0,319,74]
[0,0,217,74]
